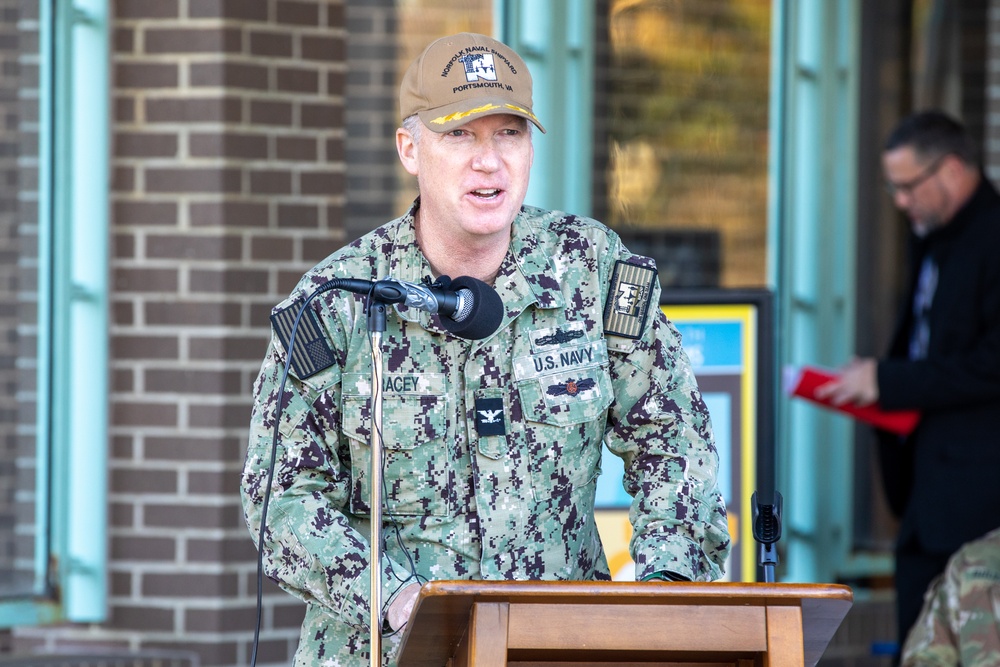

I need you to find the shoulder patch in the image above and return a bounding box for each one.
[603,260,657,339]
[270,299,335,379]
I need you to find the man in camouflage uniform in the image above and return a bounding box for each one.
[901,527,1000,666]
[241,32,730,666]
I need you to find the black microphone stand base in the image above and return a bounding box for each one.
[751,490,783,583]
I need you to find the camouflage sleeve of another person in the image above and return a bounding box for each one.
[902,528,1000,666]
[900,575,959,667]
[240,296,414,631]
[601,251,731,581]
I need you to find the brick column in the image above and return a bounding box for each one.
[15,1,346,665]
[0,0,27,599]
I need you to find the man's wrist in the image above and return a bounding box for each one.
[385,582,421,632]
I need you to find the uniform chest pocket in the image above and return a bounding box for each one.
[514,341,614,426]
[516,364,614,426]
[342,373,452,517]
[513,342,613,493]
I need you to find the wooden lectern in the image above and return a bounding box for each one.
[396,580,852,667]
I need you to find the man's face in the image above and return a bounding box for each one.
[882,145,951,237]
[397,114,533,243]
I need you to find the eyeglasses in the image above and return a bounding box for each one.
[884,155,947,197]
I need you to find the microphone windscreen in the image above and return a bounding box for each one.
[440,276,504,340]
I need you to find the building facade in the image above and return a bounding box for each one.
[0,1,998,665]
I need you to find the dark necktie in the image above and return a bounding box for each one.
[909,255,937,360]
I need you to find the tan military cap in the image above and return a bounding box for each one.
[400,32,546,133]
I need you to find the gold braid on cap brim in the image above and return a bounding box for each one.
[430,103,540,126]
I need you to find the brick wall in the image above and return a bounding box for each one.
[0,0,26,597]
[1,0,42,607]
[344,0,398,241]
[13,1,346,665]
[987,0,1000,179]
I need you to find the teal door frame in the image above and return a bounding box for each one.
[770,0,887,584]
[496,0,595,216]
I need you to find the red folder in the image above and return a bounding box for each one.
[785,365,921,436]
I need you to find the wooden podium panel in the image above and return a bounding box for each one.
[396,581,852,667]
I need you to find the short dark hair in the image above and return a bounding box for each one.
[884,110,979,165]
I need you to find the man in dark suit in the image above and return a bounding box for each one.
[817,110,1000,646]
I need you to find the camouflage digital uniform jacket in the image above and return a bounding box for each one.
[241,203,732,666]
[901,527,1000,666]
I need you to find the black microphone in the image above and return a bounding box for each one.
[323,275,503,340]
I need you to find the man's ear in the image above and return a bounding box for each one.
[396,127,419,176]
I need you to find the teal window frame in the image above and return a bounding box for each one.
[770,0,891,583]
[496,0,595,216]
[0,0,110,626]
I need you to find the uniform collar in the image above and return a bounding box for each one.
[506,207,565,311]
[384,202,440,329]
[387,201,566,336]
[386,202,432,285]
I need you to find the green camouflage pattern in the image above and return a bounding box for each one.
[901,527,1000,666]
[240,203,731,665]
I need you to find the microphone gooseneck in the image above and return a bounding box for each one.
[322,275,503,340]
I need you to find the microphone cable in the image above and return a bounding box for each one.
[249,281,425,666]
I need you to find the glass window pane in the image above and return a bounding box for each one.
[597,0,771,289]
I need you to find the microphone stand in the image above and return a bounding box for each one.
[750,291,781,583]
[352,277,498,664]
[751,490,782,583]
[289,276,501,665]
[366,300,387,667]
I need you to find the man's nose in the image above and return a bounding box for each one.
[472,139,501,171]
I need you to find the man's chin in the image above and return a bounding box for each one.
[911,217,940,238]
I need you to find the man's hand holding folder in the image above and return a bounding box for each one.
[786,361,921,436]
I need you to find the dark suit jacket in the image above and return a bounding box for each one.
[877,177,1000,555]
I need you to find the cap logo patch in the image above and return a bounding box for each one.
[546,377,596,397]
[459,53,497,82]
[445,47,515,95]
